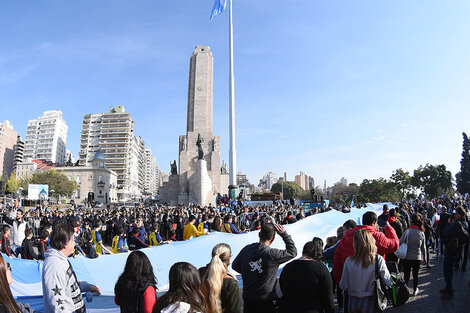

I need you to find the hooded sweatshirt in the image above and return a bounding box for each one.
[42,248,92,313]
[232,232,297,301]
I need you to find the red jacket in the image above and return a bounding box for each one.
[333,225,399,284]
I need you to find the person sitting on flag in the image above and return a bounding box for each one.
[128,227,149,251]
[149,223,163,246]
[222,215,241,234]
[92,220,113,255]
[112,226,128,254]
[183,215,206,240]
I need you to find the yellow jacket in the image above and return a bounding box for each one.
[183,223,205,240]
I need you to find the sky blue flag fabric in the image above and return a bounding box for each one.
[210,0,227,21]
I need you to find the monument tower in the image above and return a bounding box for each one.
[160,46,229,206]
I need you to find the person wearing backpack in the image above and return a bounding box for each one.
[441,206,469,299]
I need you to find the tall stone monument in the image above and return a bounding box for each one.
[160,46,229,206]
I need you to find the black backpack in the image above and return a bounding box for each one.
[458,221,470,245]
[389,273,410,307]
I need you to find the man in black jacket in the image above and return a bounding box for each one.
[232,223,297,313]
[441,206,469,299]
[21,228,39,260]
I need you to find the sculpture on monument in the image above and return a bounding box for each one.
[170,160,177,175]
[212,138,218,151]
[221,160,228,174]
[196,134,204,160]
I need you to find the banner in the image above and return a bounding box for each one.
[27,184,49,200]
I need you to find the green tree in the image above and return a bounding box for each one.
[5,173,19,194]
[456,132,470,194]
[390,168,411,200]
[271,181,303,200]
[66,155,74,167]
[357,178,399,203]
[30,169,78,197]
[411,164,453,198]
[328,183,359,206]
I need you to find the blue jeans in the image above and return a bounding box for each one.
[13,244,21,257]
[443,251,454,293]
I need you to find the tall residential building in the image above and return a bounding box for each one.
[65,150,76,164]
[258,171,278,191]
[79,106,158,200]
[0,120,18,178]
[143,148,159,196]
[13,136,24,171]
[23,110,68,164]
[295,171,310,191]
[340,177,348,186]
[308,177,315,191]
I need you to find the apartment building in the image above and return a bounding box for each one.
[23,110,68,165]
[0,120,18,178]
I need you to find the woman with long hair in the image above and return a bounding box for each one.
[279,238,334,313]
[154,262,207,313]
[0,255,33,313]
[400,213,426,295]
[339,229,391,313]
[211,217,223,232]
[199,243,241,313]
[114,251,157,313]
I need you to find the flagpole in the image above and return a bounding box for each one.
[228,0,238,200]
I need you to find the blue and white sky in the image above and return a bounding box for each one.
[1,0,470,187]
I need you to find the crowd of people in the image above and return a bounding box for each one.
[0,195,469,313]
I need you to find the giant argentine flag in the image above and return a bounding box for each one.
[210,0,227,21]
[8,203,394,312]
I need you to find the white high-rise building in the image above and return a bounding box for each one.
[65,150,76,164]
[79,106,158,200]
[23,110,68,165]
[340,177,348,186]
[258,171,278,191]
[143,148,159,196]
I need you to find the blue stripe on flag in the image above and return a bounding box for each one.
[210,0,227,21]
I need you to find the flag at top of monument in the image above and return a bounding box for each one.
[210,0,227,21]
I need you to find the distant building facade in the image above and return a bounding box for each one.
[258,171,278,191]
[237,171,254,197]
[295,171,309,190]
[13,136,24,171]
[0,121,18,178]
[340,177,348,186]
[62,150,117,204]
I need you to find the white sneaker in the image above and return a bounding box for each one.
[413,288,419,296]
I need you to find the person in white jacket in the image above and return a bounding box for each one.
[42,223,101,313]
[339,229,392,313]
[11,209,27,256]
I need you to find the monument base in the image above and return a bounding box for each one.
[189,159,213,206]
[228,184,238,201]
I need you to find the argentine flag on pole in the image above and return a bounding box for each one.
[210,0,227,21]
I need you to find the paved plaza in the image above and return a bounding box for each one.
[387,250,470,313]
